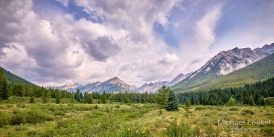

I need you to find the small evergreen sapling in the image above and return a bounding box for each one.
[165,90,179,111]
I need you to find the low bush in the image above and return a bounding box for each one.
[242,109,255,115]
[0,111,11,127]
[16,103,26,108]
[195,106,206,110]
[10,109,53,125]
[165,119,192,137]
[119,124,151,137]
[229,107,239,111]
[94,105,99,109]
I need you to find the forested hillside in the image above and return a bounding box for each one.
[0,67,34,86]
[177,77,274,105]
[174,53,274,93]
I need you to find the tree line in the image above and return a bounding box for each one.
[177,77,274,106]
[74,89,157,104]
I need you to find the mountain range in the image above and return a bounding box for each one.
[1,43,274,94]
[171,43,274,93]
[54,73,192,93]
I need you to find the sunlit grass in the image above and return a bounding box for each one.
[0,97,273,136]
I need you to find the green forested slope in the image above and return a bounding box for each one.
[202,53,274,90]
[0,66,34,86]
[174,53,274,93]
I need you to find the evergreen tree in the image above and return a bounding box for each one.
[56,92,60,104]
[75,89,81,102]
[29,96,35,103]
[166,90,179,111]
[227,96,237,106]
[101,91,107,104]
[185,99,191,113]
[2,78,8,100]
[123,91,130,103]
[157,86,170,106]
[258,96,265,106]
[249,96,255,106]
[87,94,93,104]
[42,90,49,103]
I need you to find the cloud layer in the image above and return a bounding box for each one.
[0,0,274,86]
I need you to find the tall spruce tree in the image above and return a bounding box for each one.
[87,94,93,104]
[0,70,8,100]
[2,76,8,100]
[166,90,179,111]
[157,86,170,106]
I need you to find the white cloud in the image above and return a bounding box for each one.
[55,0,70,7]
[3,0,272,88]
[0,0,183,87]
[194,4,221,44]
[177,3,222,73]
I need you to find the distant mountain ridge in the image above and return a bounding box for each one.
[55,72,193,93]
[172,43,274,93]
[137,72,193,93]
[64,77,137,93]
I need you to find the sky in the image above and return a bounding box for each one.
[0,0,274,87]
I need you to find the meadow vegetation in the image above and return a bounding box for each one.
[0,96,273,137]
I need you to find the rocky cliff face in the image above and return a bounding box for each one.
[190,44,274,79]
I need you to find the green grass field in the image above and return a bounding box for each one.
[0,97,273,137]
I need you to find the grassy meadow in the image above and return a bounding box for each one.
[0,97,273,137]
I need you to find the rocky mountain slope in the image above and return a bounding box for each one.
[172,43,274,93]
[137,72,193,93]
[56,72,192,93]
[66,77,137,93]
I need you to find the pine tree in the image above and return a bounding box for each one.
[101,91,107,104]
[75,89,81,102]
[56,93,60,104]
[123,91,130,103]
[166,90,179,111]
[185,99,191,113]
[87,94,93,104]
[249,96,255,106]
[2,78,8,100]
[227,96,237,106]
[0,70,8,100]
[157,86,170,106]
[42,90,49,103]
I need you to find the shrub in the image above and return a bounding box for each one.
[11,109,53,125]
[195,106,206,110]
[115,104,120,108]
[94,105,99,110]
[229,107,239,111]
[165,119,192,137]
[26,109,53,123]
[263,127,273,135]
[11,111,26,125]
[29,97,35,103]
[16,103,26,108]
[0,111,10,127]
[119,125,151,137]
[158,110,163,116]
[54,110,66,116]
[14,125,27,131]
[242,109,255,115]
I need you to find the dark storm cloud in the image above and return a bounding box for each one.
[83,36,121,61]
